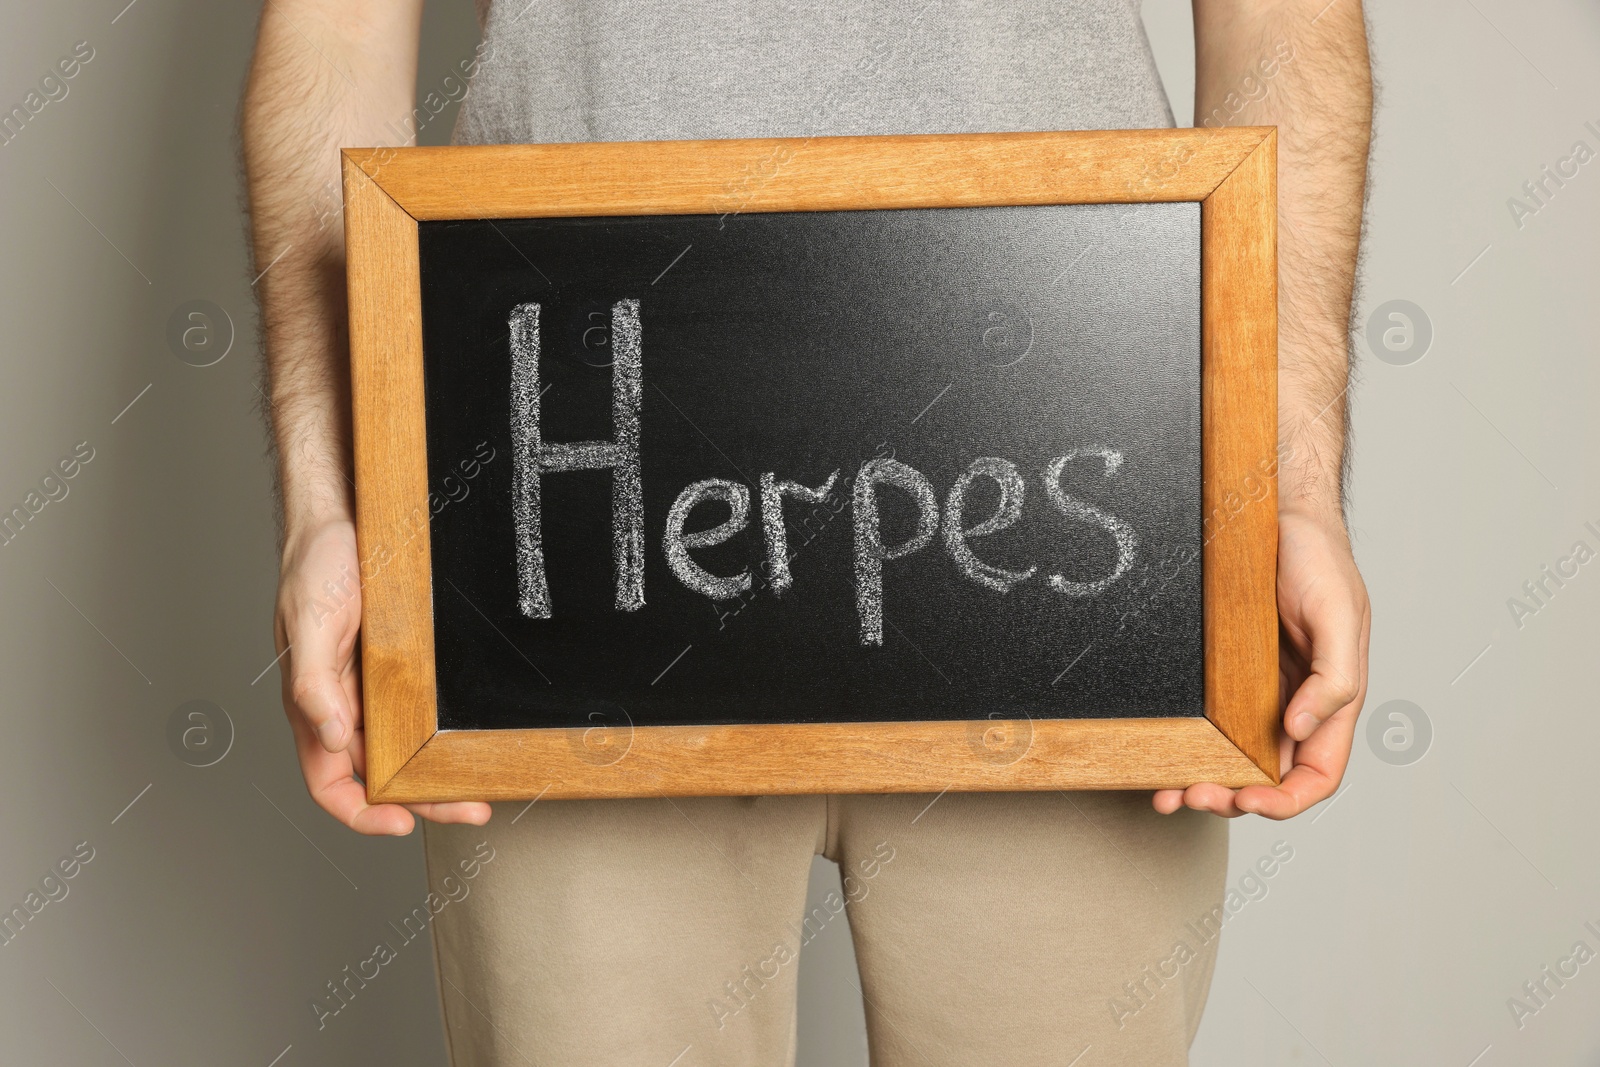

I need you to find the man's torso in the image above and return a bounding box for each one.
[456,0,1174,145]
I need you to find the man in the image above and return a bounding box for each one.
[242,1,1370,1063]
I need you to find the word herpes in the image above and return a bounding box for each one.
[509,300,1138,645]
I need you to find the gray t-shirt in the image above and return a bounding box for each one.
[454,0,1173,145]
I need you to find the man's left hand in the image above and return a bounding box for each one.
[1153,506,1370,819]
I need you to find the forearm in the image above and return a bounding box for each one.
[241,0,422,540]
[1194,0,1372,519]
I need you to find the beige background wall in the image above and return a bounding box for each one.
[0,1,1595,1064]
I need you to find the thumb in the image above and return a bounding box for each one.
[1283,582,1366,742]
[280,597,357,753]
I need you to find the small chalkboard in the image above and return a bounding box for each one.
[343,130,1280,801]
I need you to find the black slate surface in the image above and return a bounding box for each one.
[416,202,1203,730]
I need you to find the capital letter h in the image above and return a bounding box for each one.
[509,299,644,618]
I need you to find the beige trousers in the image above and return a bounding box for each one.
[422,791,1228,1066]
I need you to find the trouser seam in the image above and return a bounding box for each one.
[822,793,842,861]
[421,820,463,1067]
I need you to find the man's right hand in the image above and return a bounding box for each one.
[243,0,482,834]
[275,518,490,835]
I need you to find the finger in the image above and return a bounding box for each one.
[289,705,415,836]
[1235,701,1360,819]
[406,801,493,825]
[1156,784,1250,817]
[281,602,358,753]
[1282,588,1366,742]
[1179,782,1249,818]
[1152,789,1186,814]
[1232,767,1334,821]
[347,732,491,828]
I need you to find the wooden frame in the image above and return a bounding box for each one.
[343,128,1280,803]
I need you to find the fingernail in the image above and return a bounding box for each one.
[317,719,344,750]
